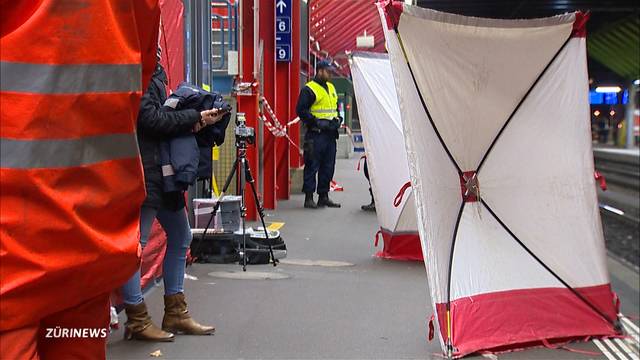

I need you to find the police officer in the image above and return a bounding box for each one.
[296,59,342,209]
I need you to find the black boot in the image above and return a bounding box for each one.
[362,188,375,211]
[361,199,376,212]
[304,192,318,209]
[317,193,341,208]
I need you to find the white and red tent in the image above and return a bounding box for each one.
[379,2,620,357]
[350,52,421,261]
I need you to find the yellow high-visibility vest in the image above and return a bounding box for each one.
[306,80,338,120]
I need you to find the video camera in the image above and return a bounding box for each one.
[235,112,256,146]
[213,96,232,114]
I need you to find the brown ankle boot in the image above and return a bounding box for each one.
[162,293,215,335]
[124,302,175,342]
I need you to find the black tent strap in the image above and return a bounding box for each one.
[479,198,617,328]
[444,201,466,354]
[394,28,463,176]
[476,33,573,173]
[446,202,466,310]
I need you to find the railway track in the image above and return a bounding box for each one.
[600,204,639,271]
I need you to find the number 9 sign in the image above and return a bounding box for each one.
[276,45,290,61]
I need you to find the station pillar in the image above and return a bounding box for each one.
[260,0,277,209]
[289,0,303,169]
[237,0,259,220]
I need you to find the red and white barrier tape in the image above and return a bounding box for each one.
[260,96,287,136]
[287,117,301,127]
[257,97,351,159]
[330,180,344,192]
[258,96,303,156]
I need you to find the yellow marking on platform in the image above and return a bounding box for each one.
[267,222,285,231]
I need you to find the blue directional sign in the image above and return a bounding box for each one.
[275,0,292,62]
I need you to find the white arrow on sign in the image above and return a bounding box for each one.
[276,0,287,13]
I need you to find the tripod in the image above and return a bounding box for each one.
[195,131,278,271]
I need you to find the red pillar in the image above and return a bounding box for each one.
[237,0,259,220]
[289,0,303,169]
[275,55,290,198]
[260,0,277,209]
[275,63,291,199]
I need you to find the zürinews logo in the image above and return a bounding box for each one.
[45,327,109,339]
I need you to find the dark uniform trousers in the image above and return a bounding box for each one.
[303,130,337,194]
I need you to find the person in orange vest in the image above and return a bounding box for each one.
[1,1,160,358]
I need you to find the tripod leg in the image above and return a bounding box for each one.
[244,161,278,266]
[239,158,248,271]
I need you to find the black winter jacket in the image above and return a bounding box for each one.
[137,64,200,210]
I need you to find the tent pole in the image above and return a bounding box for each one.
[444,202,466,357]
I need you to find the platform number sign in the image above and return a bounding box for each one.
[275,0,291,62]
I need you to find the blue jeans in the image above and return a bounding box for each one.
[121,206,192,305]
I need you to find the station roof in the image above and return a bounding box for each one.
[309,0,639,81]
[309,0,386,74]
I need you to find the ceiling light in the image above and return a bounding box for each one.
[595,86,622,93]
[356,29,375,48]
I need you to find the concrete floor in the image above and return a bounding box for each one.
[107,158,639,360]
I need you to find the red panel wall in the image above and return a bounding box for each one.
[159,0,185,91]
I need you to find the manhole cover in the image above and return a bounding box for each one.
[208,271,290,280]
[278,259,354,267]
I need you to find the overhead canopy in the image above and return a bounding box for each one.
[350,52,420,261]
[309,0,386,75]
[588,15,640,80]
[380,2,618,356]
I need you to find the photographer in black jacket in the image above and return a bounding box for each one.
[120,57,223,342]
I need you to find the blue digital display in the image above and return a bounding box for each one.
[622,89,629,105]
[589,90,604,104]
[603,92,618,105]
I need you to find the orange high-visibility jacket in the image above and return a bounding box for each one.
[0,1,160,331]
